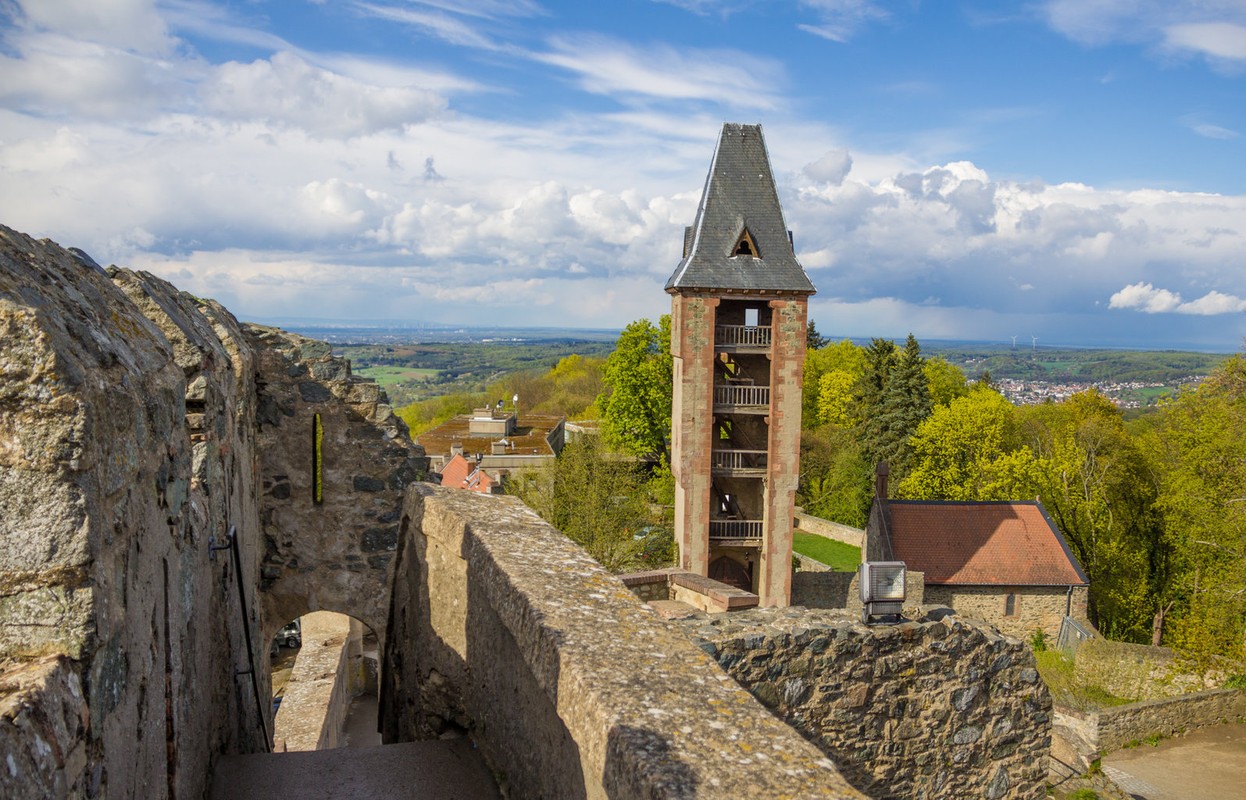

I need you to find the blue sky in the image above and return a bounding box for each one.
[1,1,1244,349]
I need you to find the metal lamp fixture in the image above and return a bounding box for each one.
[859,561,906,625]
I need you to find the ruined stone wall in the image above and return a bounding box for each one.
[0,227,267,798]
[676,608,1052,800]
[246,325,427,643]
[924,585,1081,640]
[382,485,867,799]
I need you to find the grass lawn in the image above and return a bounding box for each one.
[792,532,861,572]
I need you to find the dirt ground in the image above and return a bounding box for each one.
[1099,722,1246,800]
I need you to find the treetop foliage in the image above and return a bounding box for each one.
[596,316,673,459]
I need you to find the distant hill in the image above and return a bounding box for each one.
[922,343,1228,385]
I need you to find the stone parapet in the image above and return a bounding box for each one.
[1054,688,1246,756]
[794,510,865,548]
[382,485,866,799]
[670,570,759,612]
[273,612,356,752]
[675,607,1052,800]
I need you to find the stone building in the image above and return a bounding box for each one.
[866,466,1090,639]
[667,123,815,606]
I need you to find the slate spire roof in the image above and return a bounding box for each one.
[666,123,816,295]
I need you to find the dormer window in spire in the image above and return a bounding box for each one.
[732,228,759,258]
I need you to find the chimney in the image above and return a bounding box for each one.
[875,461,889,500]
[450,441,464,457]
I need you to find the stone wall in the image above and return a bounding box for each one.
[618,568,679,602]
[1099,688,1244,752]
[924,585,1085,640]
[792,569,925,617]
[273,611,359,752]
[382,485,867,799]
[676,608,1052,800]
[1,227,267,798]
[1071,637,1217,700]
[247,325,427,643]
[794,510,864,548]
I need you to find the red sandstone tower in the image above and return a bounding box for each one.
[666,123,815,607]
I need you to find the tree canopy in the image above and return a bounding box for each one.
[596,316,673,459]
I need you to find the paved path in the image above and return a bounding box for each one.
[211,739,500,800]
[1102,722,1246,800]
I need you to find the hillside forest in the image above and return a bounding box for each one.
[346,322,1245,669]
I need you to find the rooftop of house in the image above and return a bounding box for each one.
[885,500,1089,587]
[665,123,816,296]
[439,453,496,492]
[417,413,565,459]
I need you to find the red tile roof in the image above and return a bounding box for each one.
[885,501,1088,586]
[439,453,496,493]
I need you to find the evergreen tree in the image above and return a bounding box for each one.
[871,334,933,482]
[806,318,829,350]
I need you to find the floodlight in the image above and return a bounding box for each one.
[859,561,906,625]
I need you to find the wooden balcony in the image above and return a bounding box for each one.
[711,449,767,476]
[709,520,763,546]
[715,324,771,352]
[713,384,769,413]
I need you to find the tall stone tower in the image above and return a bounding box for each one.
[666,123,815,607]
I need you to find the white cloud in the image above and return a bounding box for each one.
[7,0,175,55]
[803,148,853,185]
[200,52,447,137]
[1108,282,1183,313]
[1191,122,1240,140]
[351,2,498,49]
[1040,1,1246,67]
[1165,22,1246,62]
[1109,282,1246,315]
[535,36,783,108]
[797,0,890,42]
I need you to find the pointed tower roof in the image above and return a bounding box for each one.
[666,123,815,295]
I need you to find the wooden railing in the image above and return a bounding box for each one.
[713,385,769,407]
[710,520,764,540]
[711,449,767,472]
[715,325,771,349]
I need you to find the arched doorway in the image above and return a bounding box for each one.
[270,611,382,751]
[709,555,753,592]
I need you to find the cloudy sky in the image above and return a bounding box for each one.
[2,1,1244,349]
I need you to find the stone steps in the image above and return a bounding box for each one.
[210,739,500,800]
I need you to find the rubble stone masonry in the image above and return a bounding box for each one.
[676,607,1052,800]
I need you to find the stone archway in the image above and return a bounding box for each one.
[244,325,428,651]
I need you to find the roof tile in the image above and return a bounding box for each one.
[886,501,1088,586]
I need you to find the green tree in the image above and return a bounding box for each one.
[1150,356,1246,665]
[807,318,829,350]
[798,424,870,527]
[813,339,867,427]
[924,356,970,407]
[897,385,1033,501]
[1018,391,1162,640]
[870,333,932,481]
[508,435,672,572]
[597,316,673,458]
